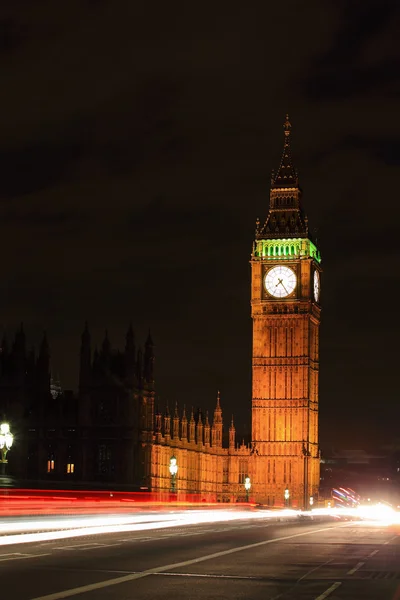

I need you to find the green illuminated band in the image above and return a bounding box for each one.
[254,237,321,263]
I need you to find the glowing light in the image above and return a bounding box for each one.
[264,266,296,298]
[169,457,178,476]
[0,422,13,451]
[254,238,321,263]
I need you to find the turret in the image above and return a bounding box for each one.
[173,402,180,439]
[204,411,210,446]
[211,391,223,447]
[229,415,236,450]
[155,406,162,442]
[181,406,188,441]
[164,405,171,439]
[189,407,195,443]
[196,410,204,446]
[79,322,91,390]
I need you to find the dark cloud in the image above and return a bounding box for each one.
[1,208,89,230]
[0,140,84,199]
[0,17,22,55]
[305,0,400,99]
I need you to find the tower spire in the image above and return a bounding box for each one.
[272,114,298,187]
[257,116,309,240]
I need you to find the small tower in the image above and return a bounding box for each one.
[204,411,211,446]
[173,402,180,439]
[155,406,162,442]
[164,405,171,439]
[229,415,236,450]
[189,407,196,443]
[211,391,223,448]
[181,406,188,441]
[196,410,204,446]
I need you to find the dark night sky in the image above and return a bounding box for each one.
[1,1,399,449]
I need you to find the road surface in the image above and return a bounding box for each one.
[0,515,398,599]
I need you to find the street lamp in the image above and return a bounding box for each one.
[244,476,251,502]
[169,456,178,493]
[0,423,13,475]
[284,487,290,507]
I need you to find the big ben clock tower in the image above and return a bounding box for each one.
[251,116,321,508]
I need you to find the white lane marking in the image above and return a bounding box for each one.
[30,523,349,600]
[383,535,397,545]
[155,572,258,579]
[347,561,364,575]
[53,543,103,549]
[0,552,50,563]
[297,559,333,582]
[368,549,379,557]
[315,582,342,600]
[54,543,120,551]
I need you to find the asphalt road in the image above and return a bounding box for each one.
[0,516,399,599]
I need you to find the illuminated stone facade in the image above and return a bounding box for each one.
[249,116,321,507]
[148,116,322,507]
[1,118,320,506]
[148,394,249,501]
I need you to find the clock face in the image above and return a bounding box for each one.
[264,266,296,298]
[313,270,320,302]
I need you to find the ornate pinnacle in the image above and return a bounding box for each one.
[284,114,291,138]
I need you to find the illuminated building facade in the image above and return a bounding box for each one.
[0,326,248,500]
[0,118,321,506]
[250,116,321,507]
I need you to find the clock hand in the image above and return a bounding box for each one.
[281,282,289,294]
[276,278,289,295]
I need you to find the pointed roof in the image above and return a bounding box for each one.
[272,114,298,187]
[257,116,309,240]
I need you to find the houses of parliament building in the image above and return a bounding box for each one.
[0,118,321,507]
